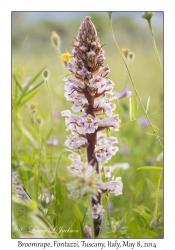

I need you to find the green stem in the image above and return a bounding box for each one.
[109,16,163,148]
[147,19,163,72]
[88,194,95,238]
[154,172,162,222]
[105,195,112,232]
[12,125,20,166]
[45,80,54,173]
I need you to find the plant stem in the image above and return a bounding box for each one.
[154,172,162,222]
[88,194,95,238]
[85,88,101,238]
[45,80,54,173]
[109,17,163,148]
[147,19,163,72]
[12,124,20,166]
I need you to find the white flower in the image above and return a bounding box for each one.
[104,167,112,180]
[67,160,101,200]
[61,110,83,133]
[77,114,98,134]
[65,136,88,150]
[88,75,114,96]
[64,77,85,95]
[98,115,120,131]
[46,196,50,204]
[47,135,59,146]
[95,136,119,164]
[111,163,130,171]
[94,97,116,116]
[100,177,123,196]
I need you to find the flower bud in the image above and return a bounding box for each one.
[51,31,61,49]
[121,48,130,58]
[128,52,135,62]
[36,115,42,124]
[142,12,154,21]
[42,69,50,81]
[30,102,39,113]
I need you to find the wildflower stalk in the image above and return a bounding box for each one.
[43,70,54,173]
[62,16,123,238]
[109,14,163,148]
[147,19,163,72]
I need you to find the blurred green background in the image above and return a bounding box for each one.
[12,12,163,238]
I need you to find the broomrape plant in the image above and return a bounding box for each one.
[61,16,123,237]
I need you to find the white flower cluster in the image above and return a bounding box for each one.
[66,154,123,200]
[61,17,124,225]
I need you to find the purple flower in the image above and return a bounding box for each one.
[88,76,114,96]
[98,115,120,131]
[114,86,132,100]
[84,225,92,238]
[23,76,31,87]
[77,114,98,134]
[87,203,105,219]
[65,91,88,112]
[137,117,149,127]
[64,77,85,96]
[94,97,116,116]
[95,137,119,164]
[65,136,88,150]
[121,147,130,155]
[100,177,123,196]
[61,110,82,133]
[47,135,58,146]
[77,66,92,80]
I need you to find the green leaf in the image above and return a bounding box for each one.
[21,125,38,148]
[98,232,117,238]
[131,94,137,120]
[23,66,46,94]
[99,209,108,235]
[19,88,40,107]
[70,220,82,238]
[151,189,163,199]
[13,74,23,93]
[146,178,157,193]
[129,219,143,238]
[141,227,158,238]
[137,166,163,171]
[23,80,44,97]
[116,213,127,231]
[74,203,83,222]
[38,170,50,188]
[132,208,151,222]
